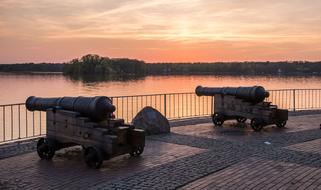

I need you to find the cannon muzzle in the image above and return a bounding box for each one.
[195,86,269,103]
[26,96,116,120]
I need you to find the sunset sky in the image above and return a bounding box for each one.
[1,0,321,63]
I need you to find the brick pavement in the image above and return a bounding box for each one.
[286,139,321,154]
[179,157,321,190]
[1,114,321,189]
[0,140,205,190]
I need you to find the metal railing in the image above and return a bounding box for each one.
[266,89,321,111]
[1,89,321,144]
[0,103,45,143]
[111,93,212,122]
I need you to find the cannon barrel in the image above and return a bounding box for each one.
[26,96,116,120]
[195,86,269,103]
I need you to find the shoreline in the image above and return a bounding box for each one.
[1,71,321,77]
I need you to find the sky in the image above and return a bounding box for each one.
[0,0,321,63]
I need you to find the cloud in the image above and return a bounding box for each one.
[0,0,321,62]
[1,0,321,41]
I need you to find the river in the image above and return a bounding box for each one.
[1,73,321,104]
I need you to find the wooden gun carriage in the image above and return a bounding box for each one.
[26,96,145,168]
[196,86,288,131]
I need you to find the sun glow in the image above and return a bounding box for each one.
[1,0,321,63]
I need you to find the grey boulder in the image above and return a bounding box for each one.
[132,106,170,135]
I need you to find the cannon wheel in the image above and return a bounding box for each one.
[276,120,287,128]
[84,147,103,169]
[251,118,264,132]
[130,146,144,157]
[237,117,247,123]
[212,113,224,126]
[37,138,56,160]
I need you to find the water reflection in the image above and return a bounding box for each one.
[1,73,321,104]
[65,74,146,83]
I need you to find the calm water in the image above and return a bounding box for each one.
[1,73,321,104]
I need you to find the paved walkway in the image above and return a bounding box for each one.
[1,114,321,189]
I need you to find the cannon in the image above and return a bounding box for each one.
[26,96,116,120]
[195,86,270,103]
[196,86,288,131]
[26,96,145,168]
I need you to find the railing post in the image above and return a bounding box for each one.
[293,89,296,111]
[211,96,214,114]
[164,94,167,117]
[3,107,5,142]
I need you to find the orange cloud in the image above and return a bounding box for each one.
[0,0,321,63]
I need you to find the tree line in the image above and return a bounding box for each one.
[0,63,64,73]
[1,54,321,76]
[148,61,321,75]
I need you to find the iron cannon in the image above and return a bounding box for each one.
[195,86,288,131]
[26,96,116,120]
[195,86,270,103]
[26,96,145,168]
